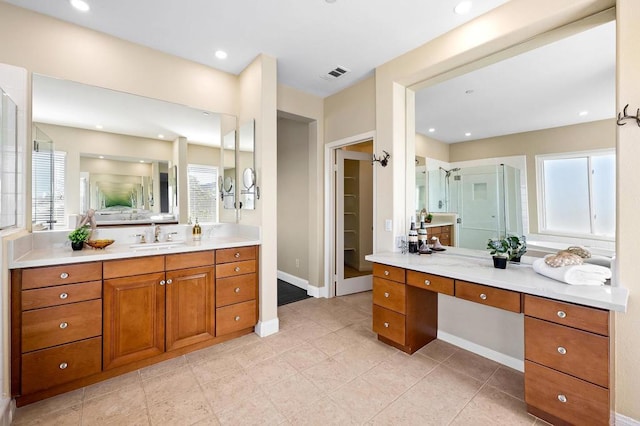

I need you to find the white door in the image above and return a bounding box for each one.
[335,149,373,296]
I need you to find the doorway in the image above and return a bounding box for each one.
[332,139,374,296]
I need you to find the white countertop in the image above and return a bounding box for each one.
[424,222,454,228]
[366,248,628,312]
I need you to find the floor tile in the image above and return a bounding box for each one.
[81,384,147,425]
[201,370,261,415]
[443,348,501,382]
[361,351,439,398]
[214,392,285,426]
[328,376,396,423]
[286,396,360,426]
[139,355,186,381]
[280,342,329,371]
[263,373,322,418]
[332,339,397,376]
[450,385,535,425]
[147,387,213,426]
[12,404,82,426]
[12,389,84,425]
[84,371,141,401]
[301,357,357,393]
[309,330,356,356]
[142,366,199,406]
[487,365,525,401]
[415,338,459,362]
[189,351,243,385]
[248,354,298,386]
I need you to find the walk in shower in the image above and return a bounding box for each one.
[427,164,523,250]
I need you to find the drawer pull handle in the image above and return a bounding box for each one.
[59,322,68,329]
[557,310,567,319]
[384,322,389,328]
[235,252,241,258]
[424,280,431,286]
[160,280,166,286]
[557,394,567,403]
[557,346,567,355]
[384,292,390,298]
[235,287,241,293]
[59,292,69,299]
[384,270,390,276]
[235,316,241,321]
[59,362,68,370]
[166,279,173,285]
[480,293,487,300]
[235,267,241,272]
[60,272,69,279]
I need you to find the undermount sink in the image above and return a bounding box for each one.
[130,241,187,251]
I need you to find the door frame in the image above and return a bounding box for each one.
[324,131,377,298]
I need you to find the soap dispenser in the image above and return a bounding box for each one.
[192,218,202,241]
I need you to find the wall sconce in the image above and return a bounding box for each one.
[372,151,390,167]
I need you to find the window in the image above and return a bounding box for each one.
[187,164,218,223]
[32,149,66,230]
[537,150,615,239]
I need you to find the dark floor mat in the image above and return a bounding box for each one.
[278,279,311,306]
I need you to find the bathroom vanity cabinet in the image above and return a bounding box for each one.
[367,251,625,426]
[11,245,259,406]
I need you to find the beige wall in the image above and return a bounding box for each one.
[416,132,449,162]
[324,76,376,143]
[449,119,615,234]
[277,118,309,280]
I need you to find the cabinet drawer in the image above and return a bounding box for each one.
[439,234,451,246]
[21,262,102,290]
[22,281,102,311]
[524,295,609,336]
[525,317,609,388]
[406,271,454,295]
[372,305,405,345]
[22,299,102,353]
[372,263,405,283]
[216,246,256,264]
[103,256,164,279]
[216,300,257,335]
[166,250,215,270]
[21,337,102,394]
[216,274,257,307]
[455,281,521,313]
[525,360,609,426]
[216,260,256,278]
[373,277,405,314]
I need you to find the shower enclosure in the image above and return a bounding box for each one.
[427,164,523,250]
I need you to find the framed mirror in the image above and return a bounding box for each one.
[31,74,237,228]
[238,119,256,210]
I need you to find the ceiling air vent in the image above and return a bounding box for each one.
[320,66,351,81]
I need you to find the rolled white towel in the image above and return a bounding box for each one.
[532,258,611,285]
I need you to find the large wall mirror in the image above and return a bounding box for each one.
[410,17,616,250]
[31,74,237,229]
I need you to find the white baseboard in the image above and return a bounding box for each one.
[307,284,322,298]
[616,413,640,426]
[277,270,308,291]
[255,317,279,337]
[438,331,524,372]
[0,398,12,426]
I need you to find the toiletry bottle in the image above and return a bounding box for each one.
[192,218,202,241]
[408,217,418,254]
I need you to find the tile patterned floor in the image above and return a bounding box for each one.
[12,291,548,425]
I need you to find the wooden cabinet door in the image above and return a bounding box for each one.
[165,266,215,351]
[103,272,166,370]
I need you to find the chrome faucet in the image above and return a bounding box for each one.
[154,225,161,243]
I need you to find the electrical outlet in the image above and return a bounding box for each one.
[295,258,300,268]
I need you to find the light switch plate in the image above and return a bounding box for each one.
[385,219,392,231]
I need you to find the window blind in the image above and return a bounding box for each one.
[187,164,218,223]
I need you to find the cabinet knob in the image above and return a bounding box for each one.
[557,346,567,355]
[59,292,69,299]
[235,316,241,321]
[557,310,567,319]
[384,270,390,276]
[424,279,431,286]
[384,292,390,298]
[557,394,567,403]
[234,266,241,272]
[384,322,389,328]
[166,279,173,285]
[59,362,68,370]
[234,287,241,293]
[59,322,68,329]
[60,272,69,279]
[480,293,487,300]
[160,280,166,286]
[234,252,241,258]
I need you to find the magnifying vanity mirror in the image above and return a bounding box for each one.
[410,18,616,250]
[31,74,238,229]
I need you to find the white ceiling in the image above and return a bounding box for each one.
[4,0,509,97]
[415,20,616,143]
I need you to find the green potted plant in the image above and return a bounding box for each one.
[68,225,91,251]
[506,234,527,262]
[425,213,433,223]
[487,237,512,269]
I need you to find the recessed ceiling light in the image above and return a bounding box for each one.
[428,128,436,133]
[215,50,228,60]
[454,1,472,15]
[69,0,90,12]
[202,111,210,116]
[465,132,472,137]
[95,124,103,129]
[325,0,337,3]
[139,160,145,163]
[158,134,165,139]
[98,155,104,159]
[465,89,474,95]
[579,110,589,116]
